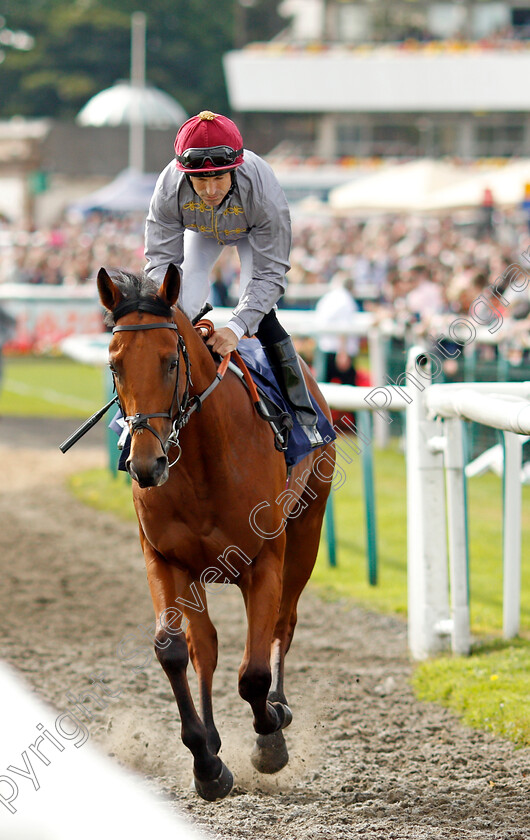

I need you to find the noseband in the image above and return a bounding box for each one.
[112,318,228,467]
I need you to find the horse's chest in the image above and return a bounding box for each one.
[139,502,262,569]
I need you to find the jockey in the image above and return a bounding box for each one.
[145,110,322,447]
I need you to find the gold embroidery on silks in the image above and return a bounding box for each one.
[183,200,203,212]
[223,206,244,216]
[183,200,248,243]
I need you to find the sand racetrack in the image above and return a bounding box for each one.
[0,417,528,839]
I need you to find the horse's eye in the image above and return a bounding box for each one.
[168,359,178,373]
[108,363,117,374]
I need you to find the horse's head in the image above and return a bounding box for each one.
[98,264,185,488]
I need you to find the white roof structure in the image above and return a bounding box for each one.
[224,47,530,113]
[77,81,187,128]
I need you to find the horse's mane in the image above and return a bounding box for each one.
[102,269,182,327]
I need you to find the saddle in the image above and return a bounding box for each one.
[194,318,293,455]
[194,317,334,468]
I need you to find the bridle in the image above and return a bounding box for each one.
[112,315,228,467]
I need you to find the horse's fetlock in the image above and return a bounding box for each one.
[268,689,288,706]
[206,725,222,756]
[182,722,209,755]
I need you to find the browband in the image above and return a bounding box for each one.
[112,296,173,322]
[113,322,178,333]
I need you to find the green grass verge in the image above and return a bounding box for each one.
[313,445,409,615]
[69,469,135,521]
[0,356,105,417]
[412,639,530,746]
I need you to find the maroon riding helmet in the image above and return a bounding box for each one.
[174,111,244,175]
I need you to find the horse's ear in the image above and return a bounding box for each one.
[158,263,181,308]
[97,268,123,312]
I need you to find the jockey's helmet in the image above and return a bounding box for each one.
[175,111,244,174]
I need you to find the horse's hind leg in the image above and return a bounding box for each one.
[238,545,289,738]
[252,483,330,774]
[185,602,221,756]
[143,540,233,801]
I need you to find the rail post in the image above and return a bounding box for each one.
[502,431,523,639]
[444,418,471,655]
[105,365,120,475]
[368,326,389,448]
[325,492,337,568]
[406,347,451,659]
[358,410,377,585]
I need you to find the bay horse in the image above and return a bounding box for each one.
[97,264,336,801]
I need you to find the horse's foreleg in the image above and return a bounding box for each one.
[142,541,232,801]
[238,549,289,737]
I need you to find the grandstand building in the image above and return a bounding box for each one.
[224,0,530,159]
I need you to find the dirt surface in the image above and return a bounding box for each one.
[1,417,529,839]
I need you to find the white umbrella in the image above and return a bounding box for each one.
[328,159,468,212]
[427,158,530,210]
[76,81,187,129]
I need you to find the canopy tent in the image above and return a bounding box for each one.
[68,168,157,215]
[426,158,530,210]
[328,159,468,212]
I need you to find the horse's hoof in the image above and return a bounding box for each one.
[251,729,289,774]
[193,761,233,801]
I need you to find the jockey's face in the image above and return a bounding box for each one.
[189,173,232,207]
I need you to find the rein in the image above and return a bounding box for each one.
[112,318,229,466]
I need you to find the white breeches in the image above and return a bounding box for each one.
[178,230,253,321]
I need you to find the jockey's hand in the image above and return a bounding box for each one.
[207,327,239,357]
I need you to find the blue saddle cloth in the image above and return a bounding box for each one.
[234,338,335,467]
[111,338,335,470]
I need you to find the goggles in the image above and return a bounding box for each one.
[176,145,243,169]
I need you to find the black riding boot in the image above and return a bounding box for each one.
[264,337,323,448]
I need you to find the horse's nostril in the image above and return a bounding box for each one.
[155,456,168,478]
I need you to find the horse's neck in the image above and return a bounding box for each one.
[175,313,248,466]
[176,311,217,391]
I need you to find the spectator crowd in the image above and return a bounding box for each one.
[0,204,529,356]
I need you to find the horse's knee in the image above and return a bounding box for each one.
[155,630,188,674]
[239,664,271,703]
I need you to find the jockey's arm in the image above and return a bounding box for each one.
[229,165,292,339]
[144,164,185,282]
